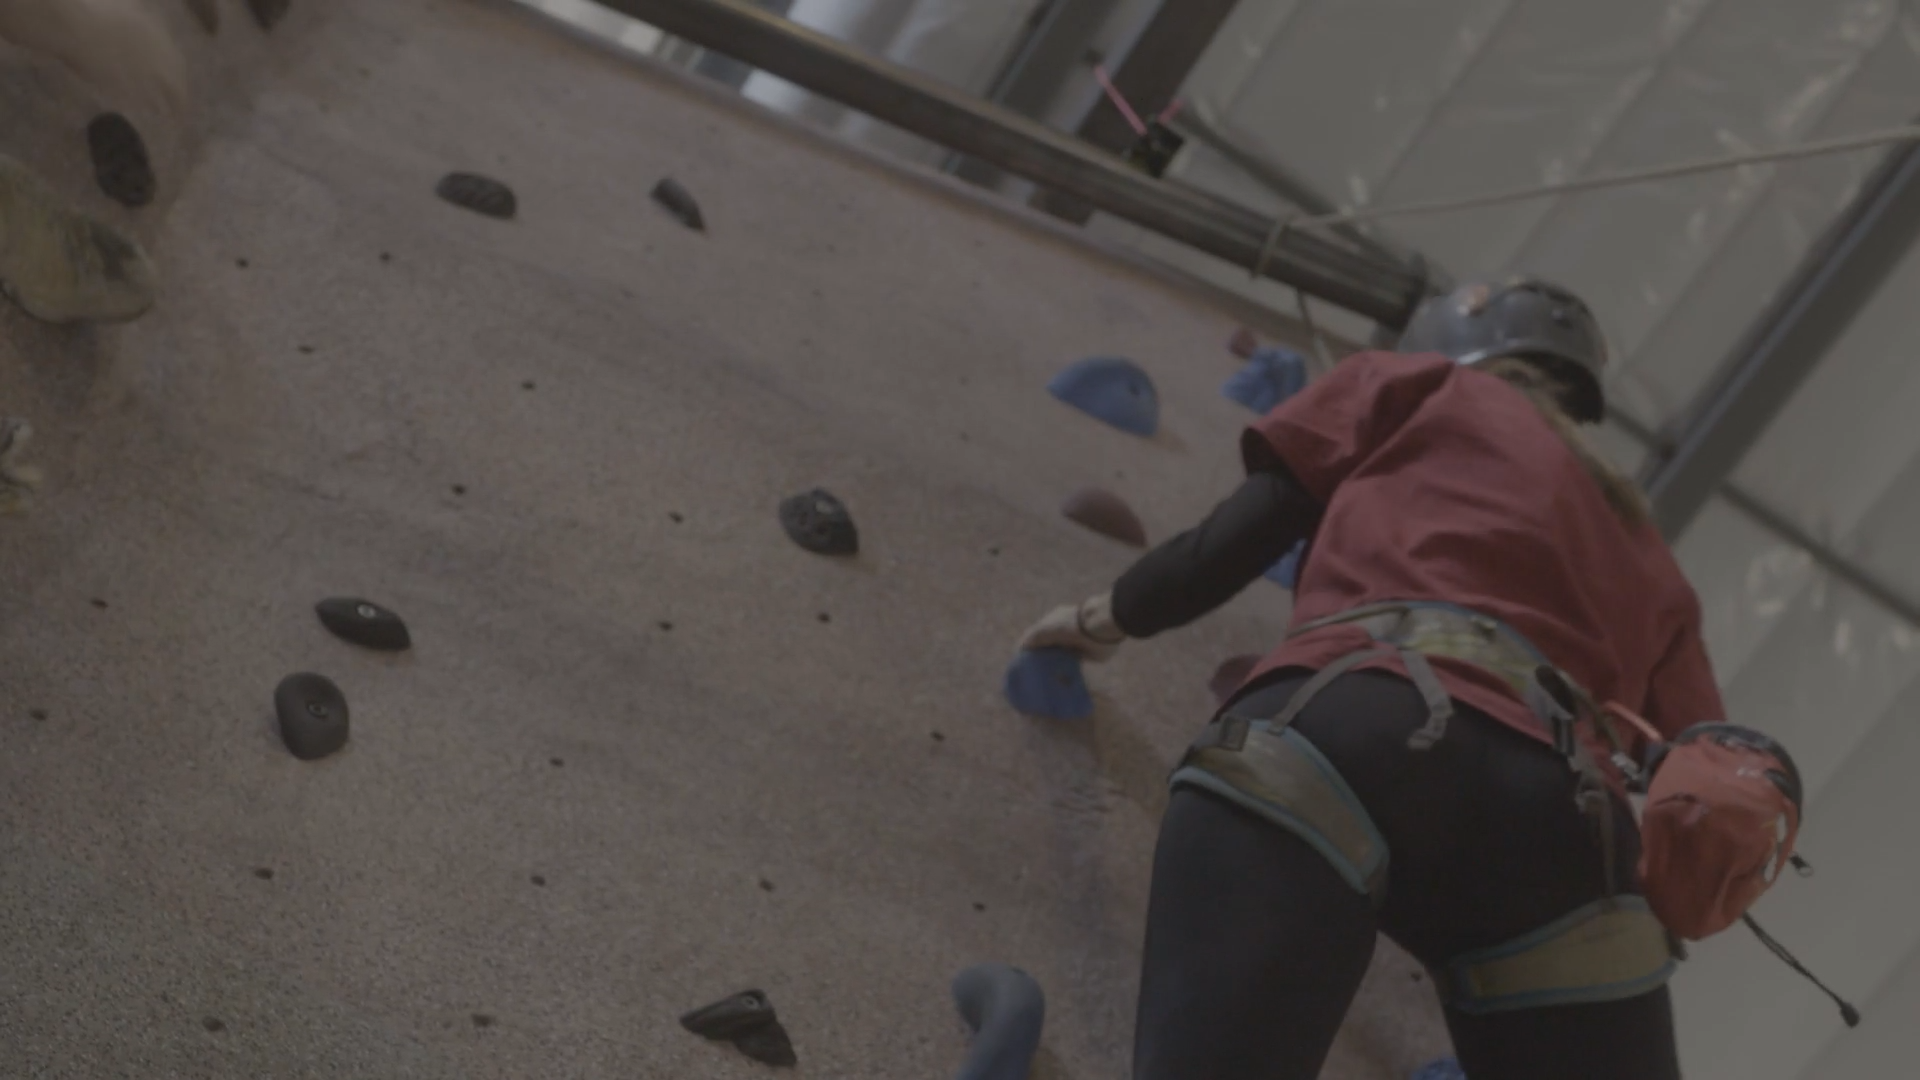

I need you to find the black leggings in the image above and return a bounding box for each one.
[1132,671,1682,1080]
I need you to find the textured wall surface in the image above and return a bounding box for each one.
[0,1,1447,1076]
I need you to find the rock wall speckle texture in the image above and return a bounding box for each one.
[0,0,1450,1075]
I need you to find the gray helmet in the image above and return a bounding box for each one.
[1396,276,1608,423]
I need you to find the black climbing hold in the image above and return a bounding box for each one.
[778,489,858,556]
[471,1013,495,1028]
[651,177,705,232]
[436,172,517,220]
[680,990,778,1042]
[679,989,797,1066]
[87,113,155,208]
[315,597,412,652]
[184,0,219,35]
[274,672,349,761]
[248,0,292,31]
[202,1017,226,1033]
[733,1022,798,1068]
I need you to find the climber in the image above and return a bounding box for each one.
[1020,277,1775,1079]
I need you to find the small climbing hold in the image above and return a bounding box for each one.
[87,114,156,208]
[315,598,412,652]
[1060,487,1147,549]
[1411,1058,1466,1080]
[274,672,349,761]
[248,0,291,31]
[435,172,517,220]
[651,177,705,232]
[202,1017,226,1033]
[951,964,1046,1080]
[183,0,219,34]
[1047,357,1159,438]
[778,488,858,556]
[253,867,274,880]
[1208,654,1262,707]
[471,1013,495,1029]
[680,990,777,1041]
[681,990,797,1067]
[0,419,45,516]
[0,155,156,324]
[1222,346,1308,414]
[1003,648,1093,721]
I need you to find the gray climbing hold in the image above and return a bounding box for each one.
[1060,487,1147,548]
[436,172,517,220]
[274,672,349,761]
[651,177,705,232]
[248,0,291,31]
[779,489,858,556]
[952,964,1046,1080]
[681,990,796,1068]
[315,598,412,652]
[88,114,156,208]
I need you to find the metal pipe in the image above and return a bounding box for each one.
[1639,127,1920,539]
[585,0,1428,327]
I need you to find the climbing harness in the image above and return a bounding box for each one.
[1170,600,1676,1014]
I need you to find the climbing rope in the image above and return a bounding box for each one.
[1289,122,1920,231]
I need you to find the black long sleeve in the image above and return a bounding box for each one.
[1108,463,1322,639]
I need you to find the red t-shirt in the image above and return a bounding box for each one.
[1239,351,1724,771]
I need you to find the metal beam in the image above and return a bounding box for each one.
[1610,412,1920,629]
[945,0,1126,189]
[1170,104,1436,281]
[1032,0,1243,225]
[1641,128,1920,539]
[587,0,1428,327]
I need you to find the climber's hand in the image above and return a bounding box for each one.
[1018,593,1125,663]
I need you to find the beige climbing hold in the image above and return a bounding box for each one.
[0,0,189,115]
[0,156,157,324]
[0,418,44,515]
[183,0,219,35]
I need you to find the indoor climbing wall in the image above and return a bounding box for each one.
[0,1,1445,1076]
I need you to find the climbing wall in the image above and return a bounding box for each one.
[0,0,1449,1076]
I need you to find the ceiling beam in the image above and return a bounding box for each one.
[1640,129,1920,539]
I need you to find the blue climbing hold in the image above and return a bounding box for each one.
[1003,648,1094,720]
[1411,1057,1466,1080]
[1222,345,1309,414]
[1048,357,1159,437]
[1265,539,1308,588]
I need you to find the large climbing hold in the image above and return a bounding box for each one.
[1222,345,1308,414]
[87,113,156,208]
[779,488,859,556]
[1047,357,1159,438]
[436,172,517,220]
[315,598,413,652]
[0,156,156,324]
[1060,487,1147,549]
[1003,648,1093,721]
[274,673,350,761]
[680,990,797,1068]
[951,964,1046,1080]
